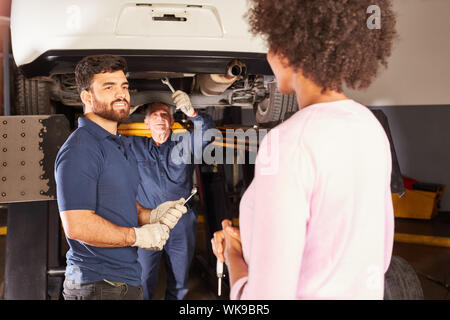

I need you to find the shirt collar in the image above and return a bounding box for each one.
[78,117,115,140]
[150,131,173,149]
[120,134,132,148]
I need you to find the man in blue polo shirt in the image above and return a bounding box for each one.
[55,55,187,300]
[131,92,215,300]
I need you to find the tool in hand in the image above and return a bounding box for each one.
[183,187,197,205]
[216,219,235,296]
[161,77,176,93]
[216,259,224,296]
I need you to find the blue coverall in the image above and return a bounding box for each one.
[130,113,215,299]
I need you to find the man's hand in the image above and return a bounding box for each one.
[172,90,196,117]
[149,199,187,229]
[132,223,170,251]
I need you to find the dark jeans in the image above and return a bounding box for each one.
[63,278,143,300]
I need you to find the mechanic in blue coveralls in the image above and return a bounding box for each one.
[130,90,215,300]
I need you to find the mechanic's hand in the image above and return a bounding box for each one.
[172,90,196,117]
[132,223,170,251]
[149,199,187,229]
[211,219,242,265]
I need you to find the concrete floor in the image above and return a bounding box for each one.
[392,213,450,299]
[0,206,449,300]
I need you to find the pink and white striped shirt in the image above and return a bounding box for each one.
[231,99,394,300]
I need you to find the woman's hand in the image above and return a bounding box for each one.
[211,219,242,265]
[211,219,248,292]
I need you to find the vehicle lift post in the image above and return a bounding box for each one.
[1,115,70,299]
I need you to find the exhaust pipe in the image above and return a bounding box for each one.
[197,59,247,96]
[226,59,247,78]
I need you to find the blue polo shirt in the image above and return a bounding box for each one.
[131,113,215,209]
[55,117,142,286]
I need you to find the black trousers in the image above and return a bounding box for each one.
[63,278,143,300]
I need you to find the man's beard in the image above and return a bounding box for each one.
[92,96,130,122]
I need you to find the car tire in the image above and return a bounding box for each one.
[14,70,55,115]
[254,81,298,125]
[384,255,424,300]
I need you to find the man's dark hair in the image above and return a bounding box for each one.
[247,0,397,92]
[74,54,128,94]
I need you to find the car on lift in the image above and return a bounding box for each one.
[10,0,298,126]
[6,0,425,301]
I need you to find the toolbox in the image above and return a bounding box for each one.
[392,178,445,220]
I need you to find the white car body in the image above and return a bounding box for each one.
[9,0,295,124]
[11,0,267,70]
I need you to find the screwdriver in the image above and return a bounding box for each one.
[216,259,224,296]
[217,219,232,297]
[216,219,237,296]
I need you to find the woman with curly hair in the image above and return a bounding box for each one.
[211,0,398,299]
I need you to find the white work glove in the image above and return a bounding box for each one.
[132,223,170,251]
[149,198,187,229]
[172,90,196,117]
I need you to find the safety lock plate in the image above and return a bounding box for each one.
[0,115,70,203]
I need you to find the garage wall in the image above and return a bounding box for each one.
[345,0,450,106]
[342,0,450,210]
[243,105,450,211]
[243,0,450,211]
[372,106,450,211]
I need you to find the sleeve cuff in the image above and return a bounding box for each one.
[189,110,198,118]
[57,205,96,212]
[230,276,248,300]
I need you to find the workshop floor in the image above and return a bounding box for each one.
[0,207,449,300]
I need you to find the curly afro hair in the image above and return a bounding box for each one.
[247,0,397,92]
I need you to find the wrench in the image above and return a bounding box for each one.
[161,77,176,93]
[183,186,197,205]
